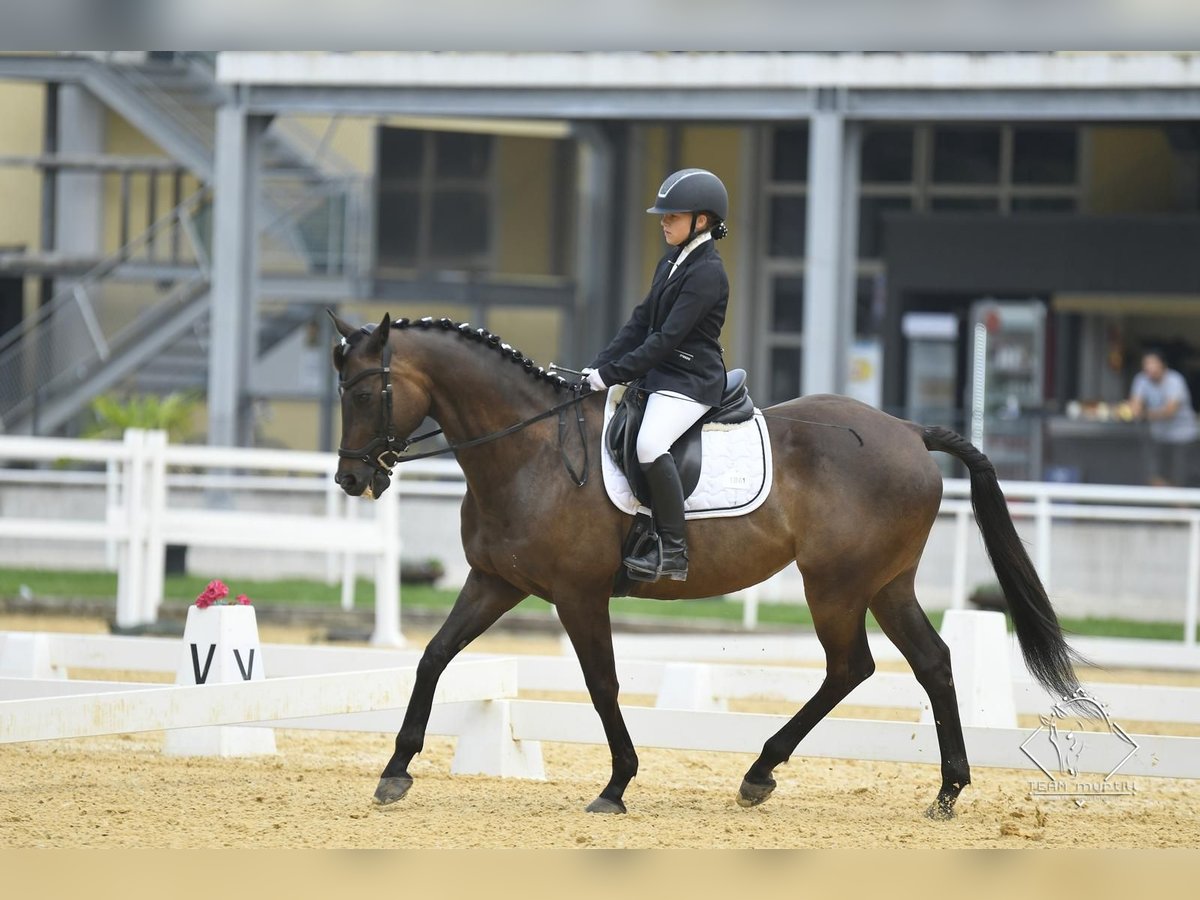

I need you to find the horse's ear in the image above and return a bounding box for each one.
[365,313,392,353]
[327,308,356,339]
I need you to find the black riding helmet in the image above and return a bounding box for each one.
[647,168,729,241]
[647,168,728,220]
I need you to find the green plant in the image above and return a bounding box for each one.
[83,392,200,443]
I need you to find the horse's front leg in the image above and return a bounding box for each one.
[555,592,639,814]
[375,569,526,805]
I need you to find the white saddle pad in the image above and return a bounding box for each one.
[601,385,773,520]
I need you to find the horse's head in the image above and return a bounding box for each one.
[329,311,432,498]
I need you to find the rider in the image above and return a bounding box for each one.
[582,168,730,583]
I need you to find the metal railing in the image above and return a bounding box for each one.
[0,189,212,433]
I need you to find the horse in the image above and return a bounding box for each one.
[329,311,1083,820]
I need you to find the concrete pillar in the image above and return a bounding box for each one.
[802,91,859,397]
[208,102,265,447]
[573,122,615,366]
[55,86,106,259]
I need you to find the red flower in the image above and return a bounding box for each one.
[236,594,251,606]
[195,579,230,607]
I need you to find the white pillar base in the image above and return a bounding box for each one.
[655,662,728,712]
[450,701,545,780]
[163,604,276,757]
[920,608,1018,729]
[0,633,66,680]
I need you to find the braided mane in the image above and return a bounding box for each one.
[340,315,575,392]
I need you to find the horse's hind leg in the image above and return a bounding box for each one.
[869,568,971,820]
[738,575,876,808]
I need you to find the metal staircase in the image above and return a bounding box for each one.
[0,52,373,434]
[0,190,212,435]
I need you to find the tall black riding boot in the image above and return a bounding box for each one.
[624,453,689,582]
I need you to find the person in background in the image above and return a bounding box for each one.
[1129,348,1198,487]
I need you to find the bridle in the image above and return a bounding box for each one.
[336,335,595,488]
[336,338,412,477]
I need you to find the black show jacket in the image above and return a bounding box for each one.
[590,238,729,408]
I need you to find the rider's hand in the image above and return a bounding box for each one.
[586,369,607,392]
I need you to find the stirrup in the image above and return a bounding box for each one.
[624,534,664,582]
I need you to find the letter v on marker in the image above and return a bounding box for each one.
[190,643,216,684]
[234,648,255,681]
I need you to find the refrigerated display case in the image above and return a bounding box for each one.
[967,299,1046,481]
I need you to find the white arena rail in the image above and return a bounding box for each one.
[4,429,1200,647]
[0,430,463,645]
[3,631,1199,783]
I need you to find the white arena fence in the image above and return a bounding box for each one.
[2,630,1198,782]
[0,429,464,645]
[2,429,1200,647]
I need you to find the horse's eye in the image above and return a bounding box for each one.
[353,391,371,405]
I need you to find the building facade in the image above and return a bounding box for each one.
[3,52,1200,483]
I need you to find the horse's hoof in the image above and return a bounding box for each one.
[924,797,956,820]
[373,775,413,806]
[585,796,626,814]
[736,776,776,808]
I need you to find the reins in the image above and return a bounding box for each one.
[337,332,864,489]
[337,343,597,485]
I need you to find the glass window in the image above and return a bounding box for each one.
[430,189,489,259]
[858,195,912,258]
[768,196,807,257]
[861,127,915,183]
[932,127,1002,184]
[1012,128,1077,185]
[770,275,804,334]
[378,128,425,181]
[376,189,420,265]
[435,132,492,179]
[1010,195,1077,213]
[769,346,802,405]
[771,126,809,183]
[929,195,1001,212]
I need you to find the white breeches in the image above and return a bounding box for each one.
[636,390,712,464]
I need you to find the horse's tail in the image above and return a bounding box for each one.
[920,425,1084,699]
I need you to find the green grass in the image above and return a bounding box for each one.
[0,566,1195,642]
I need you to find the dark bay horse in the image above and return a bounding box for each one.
[330,312,1082,820]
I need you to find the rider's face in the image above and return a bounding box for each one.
[660,212,709,247]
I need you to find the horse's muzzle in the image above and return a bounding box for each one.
[334,467,391,500]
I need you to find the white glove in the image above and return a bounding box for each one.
[586,369,607,392]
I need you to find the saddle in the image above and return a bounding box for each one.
[604,368,755,506]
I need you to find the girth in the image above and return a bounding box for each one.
[604,368,754,506]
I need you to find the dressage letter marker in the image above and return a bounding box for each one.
[164,605,276,757]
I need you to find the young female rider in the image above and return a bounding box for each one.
[581,168,730,583]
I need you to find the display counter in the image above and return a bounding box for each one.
[1044,417,1151,485]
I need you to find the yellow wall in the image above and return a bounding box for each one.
[1086,126,1179,214]
[0,82,46,317]
[495,136,558,275]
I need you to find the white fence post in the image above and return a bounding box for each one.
[141,430,168,625]
[340,494,358,611]
[115,429,147,628]
[371,482,403,647]
[951,506,970,609]
[1186,517,1200,649]
[1035,491,1052,594]
[104,458,120,570]
[740,584,760,630]
[324,469,340,587]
